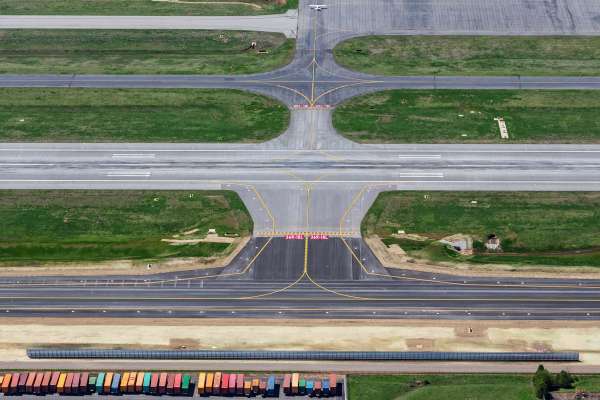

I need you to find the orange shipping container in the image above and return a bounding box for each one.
[120,372,129,393]
[135,372,144,392]
[213,372,221,395]
[205,373,214,393]
[127,372,137,393]
[103,373,113,394]
[1,374,11,394]
[197,373,206,394]
[26,372,37,393]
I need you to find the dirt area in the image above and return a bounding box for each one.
[366,235,600,279]
[0,237,249,277]
[1,318,599,365]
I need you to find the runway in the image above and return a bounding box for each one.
[1,0,600,320]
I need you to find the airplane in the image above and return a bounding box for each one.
[309,4,328,11]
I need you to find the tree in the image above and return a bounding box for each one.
[555,370,575,389]
[533,365,554,399]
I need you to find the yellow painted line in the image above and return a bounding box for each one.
[338,185,368,234]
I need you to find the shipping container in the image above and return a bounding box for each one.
[17,372,28,394]
[56,373,66,394]
[120,372,129,393]
[221,373,229,393]
[236,374,244,395]
[158,373,168,395]
[173,373,182,395]
[49,372,60,394]
[80,372,89,394]
[259,379,267,395]
[251,378,259,394]
[150,373,159,394]
[64,373,74,395]
[71,373,80,395]
[213,372,221,395]
[267,376,276,396]
[95,372,105,394]
[243,380,252,396]
[323,379,330,395]
[228,374,236,395]
[283,374,291,395]
[329,374,337,395]
[299,378,306,395]
[182,374,191,395]
[205,373,214,394]
[197,372,206,395]
[110,373,121,395]
[127,372,136,393]
[135,371,144,393]
[41,371,52,394]
[25,372,36,393]
[314,380,322,396]
[291,373,300,395]
[103,372,113,394]
[166,373,175,394]
[306,380,314,395]
[143,372,151,394]
[86,374,95,393]
[1,374,11,394]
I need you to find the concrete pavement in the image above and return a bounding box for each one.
[0,11,298,37]
[1,0,600,320]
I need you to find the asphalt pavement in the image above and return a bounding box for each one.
[1,0,600,320]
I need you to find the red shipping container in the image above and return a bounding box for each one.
[49,372,60,393]
[228,374,236,395]
[64,373,74,395]
[150,373,159,393]
[166,374,175,394]
[17,373,28,393]
[10,373,20,394]
[329,374,337,395]
[33,372,44,394]
[80,372,89,394]
[41,371,52,394]
[25,372,35,393]
[236,374,244,395]
[283,374,291,395]
[221,373,229,392]
[173,374,182,395]
[72,373,80,394]
[158,373,168,395]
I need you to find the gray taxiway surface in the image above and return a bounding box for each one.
[1,0,600,319]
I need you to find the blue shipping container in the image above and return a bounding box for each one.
[323,379,330,395]
[267,376,275,395]
[111,374,120,394]
[306,380,314,395]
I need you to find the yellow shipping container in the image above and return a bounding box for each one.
[197,373,206,394]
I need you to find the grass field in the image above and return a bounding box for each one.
[333,36,600,76]
[0,88,289,142]
[0,30,295,75]
[0,190,253,263]
[348,374,536,400]
[363,192,600,268]
[333,90,600,143]
[0,0,296,16]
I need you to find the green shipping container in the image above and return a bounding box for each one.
[95,373,105,394]
[299,379,306,394]
[181,375,191,394]
[88,376,97,392]
[142,373,152,393]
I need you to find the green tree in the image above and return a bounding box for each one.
[533,365,554,399]
[555,370,575,389]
